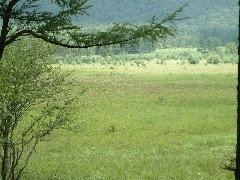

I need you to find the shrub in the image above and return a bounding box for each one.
[223,55,238,64]
[181,60,186,65]
[187,54,199,64]
[207,54,221,64]
[100,59,107,65]
[223,56,232,64]
[0,38,75,179]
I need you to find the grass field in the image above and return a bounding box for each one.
[23,62,237,179]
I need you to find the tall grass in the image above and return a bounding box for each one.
[23,63,236,179]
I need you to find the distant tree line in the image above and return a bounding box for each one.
[54,22,238,60]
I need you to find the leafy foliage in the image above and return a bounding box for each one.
[207,54,221,64]
[0,0,185,59]
[187,54,200,64]
[0,39,74,179]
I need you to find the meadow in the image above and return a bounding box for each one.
[23,62,237,179]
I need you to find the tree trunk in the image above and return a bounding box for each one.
[0,7,10,179]
[1,127,9,180]
[0,26,6,61]
[0,3,12,61]
[2,142,9,180]
[0,41,5,61]
[0,23,8,61]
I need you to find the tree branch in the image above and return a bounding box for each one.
[16,139,38,180]
[5,29,138,48]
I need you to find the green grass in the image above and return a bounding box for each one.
[23,63,237,179]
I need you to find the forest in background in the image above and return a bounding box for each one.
[40,0,238,47]
[75,0,238,46]
[3,1,236,64]
[46,0,238,65]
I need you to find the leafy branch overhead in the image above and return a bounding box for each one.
[0,0,186,50]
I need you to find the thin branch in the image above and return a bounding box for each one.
[16,139,38,180]
[5,29,139,48]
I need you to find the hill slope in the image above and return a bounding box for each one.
[38,0,239,47]
[74,0,238,27]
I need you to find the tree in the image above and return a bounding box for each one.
[0,1,186,179]
[0,38,76,180]
[226,42,238,55]
[199,36,222,51]
[0,0,186,61]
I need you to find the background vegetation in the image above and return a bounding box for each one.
[50,0,238,65]
[69,0,238,47]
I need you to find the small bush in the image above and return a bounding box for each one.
[223,56,232,64]
[207,54,221,64]
[187,55,199,64]
[100,60,107,65]
[224,54,238,64]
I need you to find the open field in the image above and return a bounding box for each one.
[24,63,237,179]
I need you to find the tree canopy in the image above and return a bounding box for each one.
[0,0,186,60]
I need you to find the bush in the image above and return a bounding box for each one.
[100,59,107,65]
[187,54,199,64]
[207,54,221,64]
[223,56,232,64]
[0,38,75,179]
[223,55,238,64]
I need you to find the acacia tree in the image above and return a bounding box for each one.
[0,0,186,179]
